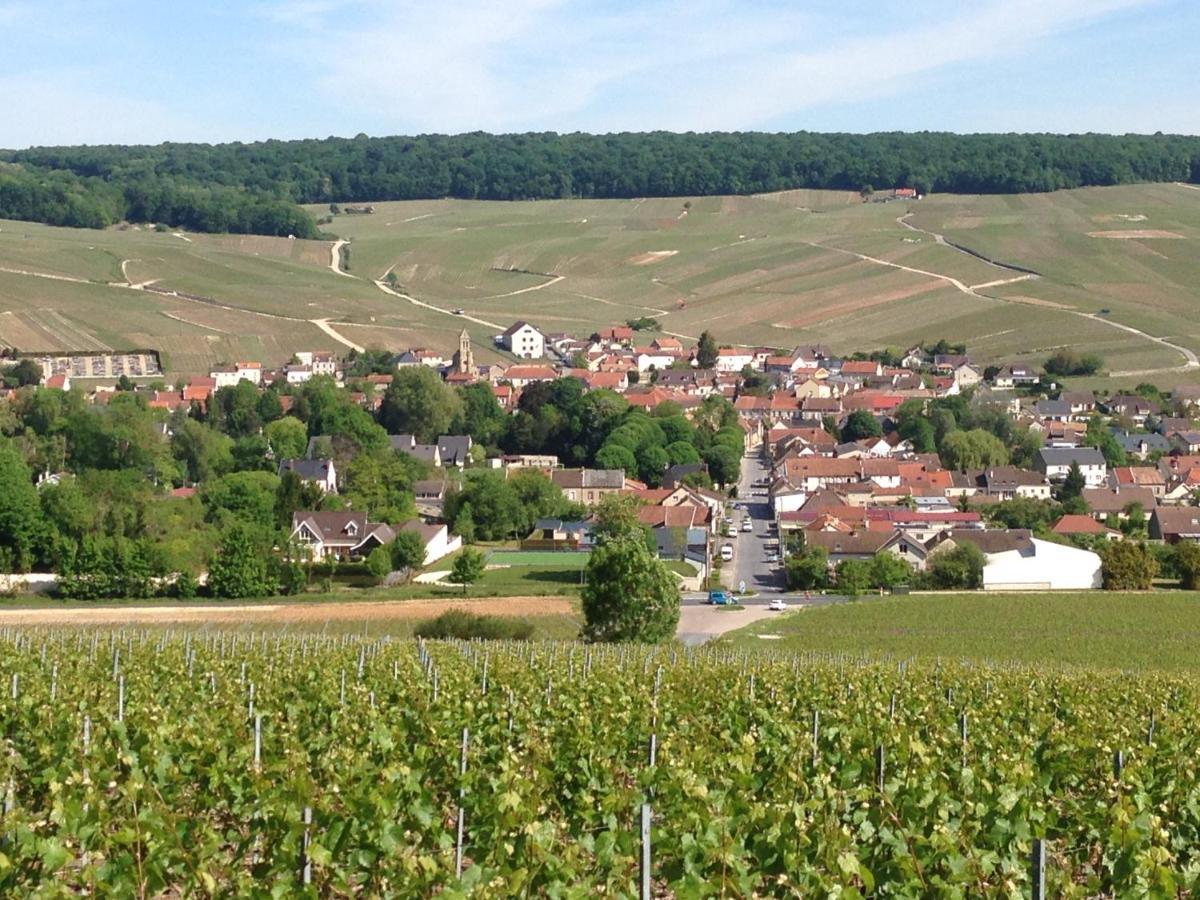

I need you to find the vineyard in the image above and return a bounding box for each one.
[0,629,1196,896]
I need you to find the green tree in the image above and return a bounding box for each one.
[0,442,43,573]
[274,471,325,530]
[939,429,1009,471]
[171,418,233,484]
[389,530,427,582]
[695,331,718,369]
[365,545,392,584]
[208,523,277,599]
[594,443,638,475]
[591,493,649,546]
[452,382,507,448]
[925,543,985,589]
[449,547,486,595]
[840,410,883,443]
[200,471,280,525]
[1100,541,1158,590]
[264,416,309,460]
[868,553,914,589]
[1172,541,1200,589]
[380,367,462,442]
[784,545,829,590]
[444,471,524,540]
[835,559,872,595]
[703,444,741,487]
[1060,461,1086,502]
[581,536,679,643]
[3,359,42,387]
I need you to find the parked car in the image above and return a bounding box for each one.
[708,589,733,605]
[741,520,752,532]
[768,598,788,611]
[764,552,780,564]
[720,543,734,562]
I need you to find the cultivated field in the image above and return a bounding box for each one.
[730,591,1200,672]
[1,628,1197,894]
[0,183,1197,381]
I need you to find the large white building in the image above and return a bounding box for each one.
[210,362,262,388]
[500,321,545,359]
[982,538,1102,590]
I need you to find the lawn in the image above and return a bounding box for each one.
[485,550,590,567]
[726,591,1200,672]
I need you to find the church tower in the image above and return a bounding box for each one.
[453,328,473,375]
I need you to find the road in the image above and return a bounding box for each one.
[728,450,783,595]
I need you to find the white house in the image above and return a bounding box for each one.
[285,365,314,384]
[714,348,755,372]
[278,458,338,493]
[500,321,545,359]
[1034,447,1108,487]
[982,538,1103,590]
[295,351,340,377]
[635,350,677,372]
[210,361,262,388]
[290,511,395,560]
[398,520,462,565]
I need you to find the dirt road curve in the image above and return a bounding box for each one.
[0,598,573,627]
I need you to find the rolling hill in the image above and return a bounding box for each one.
[0,183,1197,385]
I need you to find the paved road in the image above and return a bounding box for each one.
[727,451,784,594]
[676,591,848,646]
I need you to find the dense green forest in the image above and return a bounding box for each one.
[2,131,1199,235]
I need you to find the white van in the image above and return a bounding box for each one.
[719,543,734,562]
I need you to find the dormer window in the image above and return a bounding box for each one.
[345,521,358,536]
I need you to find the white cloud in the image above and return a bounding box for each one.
[280,0,1158,132]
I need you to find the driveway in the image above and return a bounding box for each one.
[676,591,849,646]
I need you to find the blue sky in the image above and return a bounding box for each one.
[0,0,1195,147]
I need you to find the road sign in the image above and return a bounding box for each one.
[738,580,746,594]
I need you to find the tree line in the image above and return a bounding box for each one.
[3,131,1199,234]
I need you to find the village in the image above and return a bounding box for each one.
[4,313,1199,597]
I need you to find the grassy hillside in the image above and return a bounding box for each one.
[727,591,1200,672]
[0,184,1198,380]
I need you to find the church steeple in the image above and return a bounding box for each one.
[453,328,473,375]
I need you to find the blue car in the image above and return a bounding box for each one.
[708,590,732,605]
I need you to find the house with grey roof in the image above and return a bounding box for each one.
[278,458,338,493]
[1111,430,1170,460]
[1034,447,1108,486]
[550,468,627,506]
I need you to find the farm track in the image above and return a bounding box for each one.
[815,214,1200,376]
[0,263,366,353]
[373,279,503,330]
[328,239,355,278]
[312,318,364,352]
[480,273,565,300]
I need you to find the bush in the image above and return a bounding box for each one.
[1044,350,1102,377]
[414,610,534,641]
[923,543,985,589]
[1100,541,1158,590]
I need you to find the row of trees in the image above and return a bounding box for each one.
[6,131,1199,234]
[784,540,984,594]
[0,168,318,236]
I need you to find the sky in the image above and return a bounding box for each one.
[0,0,1195,147]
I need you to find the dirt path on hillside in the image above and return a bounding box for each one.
[481,273,565,299]
[328,239,356,278]
[373,278,503,330]
[0,261,368,354]
[311,318,365,352]
[0,597,574,627]
[807,214,1199,377]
